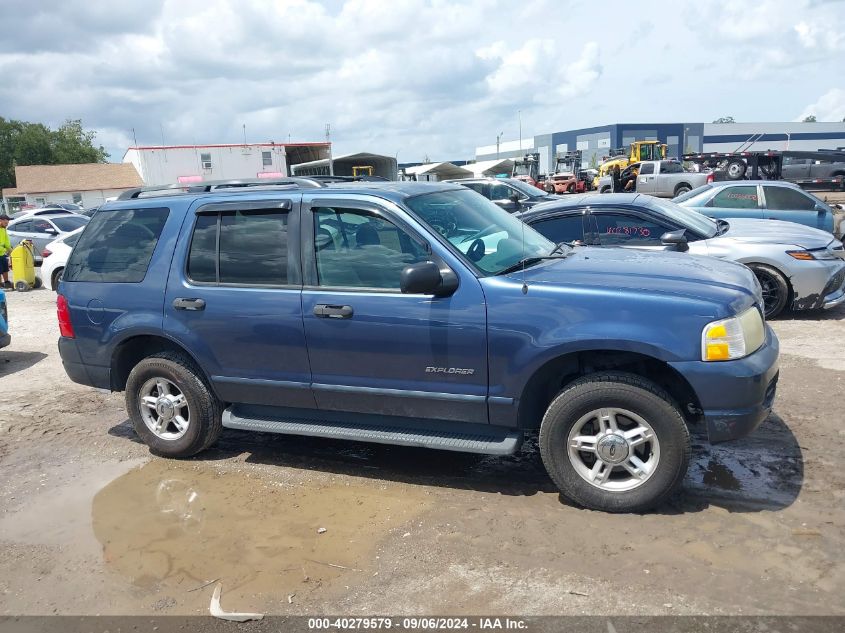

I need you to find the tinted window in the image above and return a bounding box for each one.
[32,219,53,233]
[51,216,88,232]
[462,182,486,196]
[64,232,82,248]
[187,214,218,283]
[64,207,169,283]
[219,210,288,284]
[186,209,289,285]
[314,207,428,289]
[763,186,816,211]
[639,163,655,175]
[594,213,666,246]
[10,220,32,232]
[708,186,758,209]
[489,182,517,201]
[660,161,684,174]
[531,214,585,243]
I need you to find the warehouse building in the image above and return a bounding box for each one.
[476,122,845,175]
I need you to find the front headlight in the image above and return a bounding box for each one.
[701,307,765,361]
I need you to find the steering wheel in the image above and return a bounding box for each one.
[426,209,458,237]
[467,238,486,262]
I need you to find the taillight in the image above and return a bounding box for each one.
[706,173,715,184]
[57,294,75,338]
[42,249,52,258]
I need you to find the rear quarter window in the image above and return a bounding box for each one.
[63,207,170,283]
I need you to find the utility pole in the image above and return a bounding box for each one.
[242,123,247,145]
[496,131,504,159]
[325,123,334,176]
[518,110,522,151]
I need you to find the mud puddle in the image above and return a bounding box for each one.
[92,460,432,612]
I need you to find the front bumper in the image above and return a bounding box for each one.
[792,261,845,311]
[669,326,780,443]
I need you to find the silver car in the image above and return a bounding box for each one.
[7,212,89,254]
[518,193,845,318]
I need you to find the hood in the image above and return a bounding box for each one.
[509,246,760,312]
[719,218,834,249]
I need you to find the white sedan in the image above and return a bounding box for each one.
[41,228,84,291]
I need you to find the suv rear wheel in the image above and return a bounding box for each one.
[539,372,690,513]
[125,352,222,457]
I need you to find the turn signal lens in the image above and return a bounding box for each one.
[701,307,765,362]
[786,250,815,261]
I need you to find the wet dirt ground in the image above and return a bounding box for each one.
[0,289,843,616]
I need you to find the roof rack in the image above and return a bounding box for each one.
[117,177,326,200]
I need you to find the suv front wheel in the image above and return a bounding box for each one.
[125,352,222,457]
[539,372,690,513]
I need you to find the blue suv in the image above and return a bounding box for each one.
[57,180,779,512]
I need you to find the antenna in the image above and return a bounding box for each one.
[521,212,528,295]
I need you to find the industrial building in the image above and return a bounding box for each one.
[123,142,330,186]
[476,122,845,175]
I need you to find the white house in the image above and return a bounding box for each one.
[123,142,330,186]
[1,163,144,212]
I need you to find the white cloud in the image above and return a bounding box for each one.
[0,0,842,163]
[797,88,845,121]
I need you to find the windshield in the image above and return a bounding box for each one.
[513,164,532,177]
[51,216,89,232]
[405,189,553,275]
[506,179,546,198]
[645,197,718,238]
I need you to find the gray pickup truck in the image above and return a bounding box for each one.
[782,156,845,181]
[599,160,713,198]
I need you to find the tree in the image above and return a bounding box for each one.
[0,117,108,190]
[803,115,817,122]
[712,116,735,123]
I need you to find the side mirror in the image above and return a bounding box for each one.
[661,229,689,252]
[44,228,58,236]
[400,261,458,296]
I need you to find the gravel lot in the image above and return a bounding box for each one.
[0,288,843,616]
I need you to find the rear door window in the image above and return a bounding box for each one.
[763,186,816,211]
[707,186,759,209]
[531,214,586,243]
[594,212,667,246]
[63,207,170,283]
[186,208,290,286]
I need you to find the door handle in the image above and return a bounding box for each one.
[313,304,353,319]
[173,297,206,311]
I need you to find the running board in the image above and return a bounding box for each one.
[222,407,523,455]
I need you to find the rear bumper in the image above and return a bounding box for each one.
[58,337,111,389]
[0,332,10,349]
[669,326,780,443]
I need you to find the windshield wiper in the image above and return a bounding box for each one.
[549,241,575,255]
[497,253,572,276]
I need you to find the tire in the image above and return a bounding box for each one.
[674,184,692,196]
[539,372,691,513]
[600,186,611,194]
[725,159,747,180]
[567,184,576,194]
[51,267,64,292]
[33,277,42,289]
[748,263,789,319]
[125,351,222,457]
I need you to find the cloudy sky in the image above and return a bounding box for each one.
[1,0,843,162]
